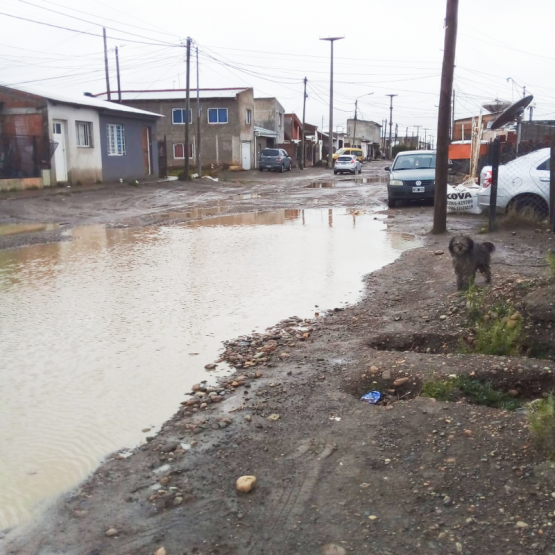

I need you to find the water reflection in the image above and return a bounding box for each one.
[0,208,421,529]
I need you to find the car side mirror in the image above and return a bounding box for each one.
[384,167,390,172]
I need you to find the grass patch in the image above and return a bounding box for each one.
[498,203,545,228]
[548,253,555,278]
[527,395,555,457]
[461,285,522,356]
[422,376,521,410]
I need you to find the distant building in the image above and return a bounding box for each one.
[95,88,255,170]
[346,119,382,159]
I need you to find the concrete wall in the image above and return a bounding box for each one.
[346,119,381,145]
[98,113,158,182]
[124,89,255,169]
[254,98,285,143]
[47,102,103,184]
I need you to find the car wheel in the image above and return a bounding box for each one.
[259,167,263,172]
[287,163,292,171]
[280,164,285,173]
[507,194,549,220]
[334,171,338,175]
[388,198,397,209]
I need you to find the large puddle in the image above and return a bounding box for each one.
[0,207,421,529]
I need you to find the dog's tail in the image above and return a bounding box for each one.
[483,241,495,253]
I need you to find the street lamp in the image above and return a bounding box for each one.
[352,92,374,147]
[320,36,344,168]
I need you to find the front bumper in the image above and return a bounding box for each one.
[388,184,435,200]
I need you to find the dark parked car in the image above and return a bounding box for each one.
[386,150,436,208]
[259,148,292,172]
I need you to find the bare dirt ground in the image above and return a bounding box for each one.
[3,162,555,555]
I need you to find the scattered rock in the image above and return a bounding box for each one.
[434,250,444,256]
[204,363,217,370]
[382,370,391,380]
[516,521,529,528]
[236,475,257,493]
[322,544,346,555]
[267,414,280,421]
[105,527,118,537]
[393,377,409,387]
[508,389,519,397]
[173,496,183,506]
[155,548,167,555]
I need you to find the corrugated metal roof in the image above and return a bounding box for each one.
[0,83,163,117]
[254,126,277,137]
[94,88,250,101]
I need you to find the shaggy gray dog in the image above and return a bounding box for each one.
[448,235,495,290]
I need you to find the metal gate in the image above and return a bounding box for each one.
[158,135,167,178]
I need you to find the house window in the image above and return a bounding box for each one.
[76,121,93,147]
[172,108,192,125]
[278,112,282,128]
[246,109,252,125]
[106,124,125,156]
[208,108,228,124]
[173,142,194,159]
[53,122,62,134]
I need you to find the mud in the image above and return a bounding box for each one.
[3,162,555,555]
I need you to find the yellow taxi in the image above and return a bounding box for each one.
[333,148,364,162]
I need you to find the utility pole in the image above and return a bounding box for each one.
[184,37,191,181]
[383,119,387,151]
[352,99,358,147]
[451,89,455,140]
[386,94,397,159]
[301,77,307,170]
[433,0,459,235]
[423,128,430,149]
[103,28,111,101]
[320,37,344,168]
[196,46,201,176]
[415,125,421,149]
[395,123,398,151]
[115,46,122,103]
[523,85,526,98]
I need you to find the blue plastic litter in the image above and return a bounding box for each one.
[361,391,383,405]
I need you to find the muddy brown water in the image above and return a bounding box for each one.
[0,207,421,530]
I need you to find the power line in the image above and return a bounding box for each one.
[0,11,183,47]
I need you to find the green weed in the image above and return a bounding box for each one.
[422,376,520,410]
[527,395,555,457]
[547,253,555,278]
[465,283,485,323]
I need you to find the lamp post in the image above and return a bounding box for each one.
[352,92,374,147]
[320,36,344,168]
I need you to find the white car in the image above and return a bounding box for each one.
[334,155,362,175]
[477,148,550,217]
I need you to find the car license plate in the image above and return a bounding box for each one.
[412,186,425,193]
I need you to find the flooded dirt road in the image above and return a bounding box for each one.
[0,202,421,529]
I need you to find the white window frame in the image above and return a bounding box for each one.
[246,109,252,125]
[207,107,228,125]
[106,124,125,156]
[173,142,195,160]
[76,121,93,148]
[278,112,283,128]
[172,108,192,125]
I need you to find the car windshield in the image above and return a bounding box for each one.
[338,156,353,162]
[262,149,279,156]
[393,154,436,170]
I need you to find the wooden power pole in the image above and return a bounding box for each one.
[301,76,307,170]
[103,28,111,101]
[432,0,459,234]
[184,37,191,181]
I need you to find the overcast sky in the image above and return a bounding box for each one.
[1,0,552,141]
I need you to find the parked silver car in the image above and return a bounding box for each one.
[477,148,550,217]
[334,155,362,175]
[259,148,292,172]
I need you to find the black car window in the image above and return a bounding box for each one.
[393,154,436,170]
[262,149,279,156]
[537,159,550,171]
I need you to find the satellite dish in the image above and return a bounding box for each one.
[490,95,534,129]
